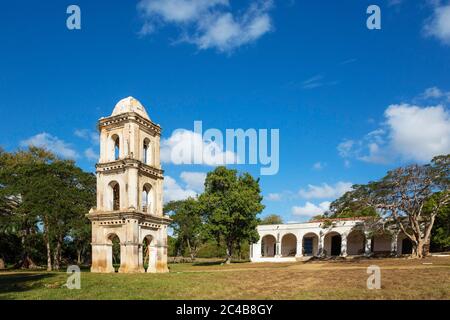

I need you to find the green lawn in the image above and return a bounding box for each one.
[1,256,449,300]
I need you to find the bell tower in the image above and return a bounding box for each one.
[87,96,170,273]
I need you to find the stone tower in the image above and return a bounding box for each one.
[87,97,170,273]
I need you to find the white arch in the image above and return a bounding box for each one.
[108,134,121,161]
[142,183,155,213]
[281,233,297,257]
[261,234,276,257]
[143,138,152,165]
[302,232,319,256]
[107,181,120,211]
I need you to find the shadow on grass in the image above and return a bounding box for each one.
[192,259,250,266]
[0,273,57,296]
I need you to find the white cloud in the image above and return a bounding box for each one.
[74,129,99,145]
[137,0,273,52]
[298,182,353,200]
[419,86,450,102]
[163,175,198,203]
[424,3,450,45]
[312,162,325,170]
[266,193,281,201]
[20,133,78,159]
[160,129,237,166]
[292,201,331,217]
[338,103,450,164]
[180,171,206,192]
[337,140,355,158]
[384,104,450,162]
[84,148,98,161]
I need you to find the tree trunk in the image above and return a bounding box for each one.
[225,246,232,264]
[186,239,196,261]
[46,237,52,271]
[0,258,5,269]
[53,240,61,270]
[77,249,82,265]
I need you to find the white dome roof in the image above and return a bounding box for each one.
[111,96,150,120]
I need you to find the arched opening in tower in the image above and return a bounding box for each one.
[107,234,121,273]
[142,235,153,272]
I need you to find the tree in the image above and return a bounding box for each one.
[339,155,449,258]
[199,167,264,264]
[327,184,379,218]
[0,147,95,269]
[259,214,283,225]
[164,198,204,260]
[429,194,450,252]
[0,147,54,268]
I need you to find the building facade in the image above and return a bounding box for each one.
[250,218,413,262]
[87,97,171,273]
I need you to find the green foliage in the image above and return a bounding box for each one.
[259,214,283,225]
[0,147,95,268]
[199,166,264,263]
[428,194,450,252]
[327,154,450,258]
[327,184,379,218]
[165,197,204,259]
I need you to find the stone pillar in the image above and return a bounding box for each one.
[340,233,348,257]
[391,232,398,256]
[154,226,169,273]
[318,232,324,256]
[127,167,139,210]
[147,244,157,273]
[295,236,303,257]
[364,232,372,256]
[275,241,281,258]
[138,243,144,272]
[91,243,114,273]
[253,239,262,258]
[119,219,142,273]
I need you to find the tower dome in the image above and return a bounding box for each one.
[111,96,150,120]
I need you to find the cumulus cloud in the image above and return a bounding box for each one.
[180,171,206,192]
[74,129,99,145]
[298,182,353,200]
[418,86,450,102]
[292,201,331,217]
[20,133,78,159]
[338,103,450,164]
[137,0,273,52]
[84,147,98,161]
[163,175,198,203]
[312,162,325,170]
[424,3,450,45]
[266,193,282,201]
[160,129,237,166]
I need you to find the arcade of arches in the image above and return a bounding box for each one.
[252,220,413,262]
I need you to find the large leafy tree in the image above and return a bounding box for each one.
[330,155,449,258]
[428,193,450,252]
[199,167,264,264]
[0,147,95,269]
[0,147,54,268]
[164,197,204,260]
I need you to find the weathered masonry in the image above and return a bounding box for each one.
[87,97,171,273]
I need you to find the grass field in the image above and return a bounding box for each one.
[1,256,449,300]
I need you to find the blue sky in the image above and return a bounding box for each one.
[0,0,449,222]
